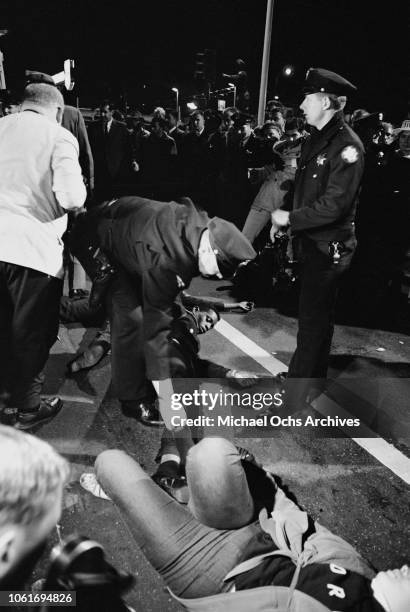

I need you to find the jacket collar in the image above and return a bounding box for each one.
[301,112,345,165]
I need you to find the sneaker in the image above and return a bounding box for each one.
[16,397,63,430]
[80,472,111,500]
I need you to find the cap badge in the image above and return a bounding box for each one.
[316,154,327,166]
[341,146,359,163]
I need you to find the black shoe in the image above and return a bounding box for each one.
[67,339,111,374]
[16,397,63,430]
[0,407,17,426]
[152,462,189,504]
[121,400,164,426]
[139,401,164,426]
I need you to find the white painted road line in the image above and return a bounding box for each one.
[216,318,410,486]
[215,319,288,375]
[313,395,410,485]
[42,394,95,405]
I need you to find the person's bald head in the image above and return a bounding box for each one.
[21,83,64,124]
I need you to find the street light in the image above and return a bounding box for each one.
[171,87,180,122]
[274,65,294,97]
[228,82,236,107]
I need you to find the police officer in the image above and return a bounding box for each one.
[271,68,364,405]
[71,196,256,426]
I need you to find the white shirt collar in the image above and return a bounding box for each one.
[198,229,222,278]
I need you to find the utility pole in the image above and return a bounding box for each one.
[0,51,6,89]
[0,30,9,90]
[257,0,274,125]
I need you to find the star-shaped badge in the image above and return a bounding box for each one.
[316,154,327,166]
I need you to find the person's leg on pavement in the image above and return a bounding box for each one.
[186,437,255,529]
[286,239,353,406]
[95,448,262,598]
[286,243,334,406]
[107,270,156,408]
[0,264,13,405]
[5,264,63,427]
[242,207,271,244]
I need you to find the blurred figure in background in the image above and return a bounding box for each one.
[138,116,177,199]
[243,118,304,246]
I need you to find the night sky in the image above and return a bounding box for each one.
[0,0,408,120]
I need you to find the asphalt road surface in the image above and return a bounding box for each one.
[32,277,410,611]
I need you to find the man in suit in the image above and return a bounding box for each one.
[88,101,134,203]
[166,109,185,151]
[138,117,177,199]
[62,105,94,194]
[180,110,213,213]
[271,68,364,406]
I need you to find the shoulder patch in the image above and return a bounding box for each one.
[341,146,359,164]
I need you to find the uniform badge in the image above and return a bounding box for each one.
[316,154,327,166]
[176,275,185,289]
[341,146,359,163]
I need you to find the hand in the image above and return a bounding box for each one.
[237,301,254,312]
[227,370,260,388]
[371,566,410,612]
[271,209,290,227]
[270,222,279,243]
[132,160,140,172]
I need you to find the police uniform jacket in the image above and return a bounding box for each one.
[289,113,364,246]
[96,197,209,381]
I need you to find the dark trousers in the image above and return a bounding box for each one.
[107,270,155,402]
[0,262,62,410]
[286,237,354,405]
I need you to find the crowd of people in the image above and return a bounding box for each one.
[61,86,410,329]
[0,66,409,611]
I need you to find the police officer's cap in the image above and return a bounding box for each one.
[207,218,256,276]
[303,68,357,96]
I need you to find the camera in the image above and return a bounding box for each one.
[34,535,135,612]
